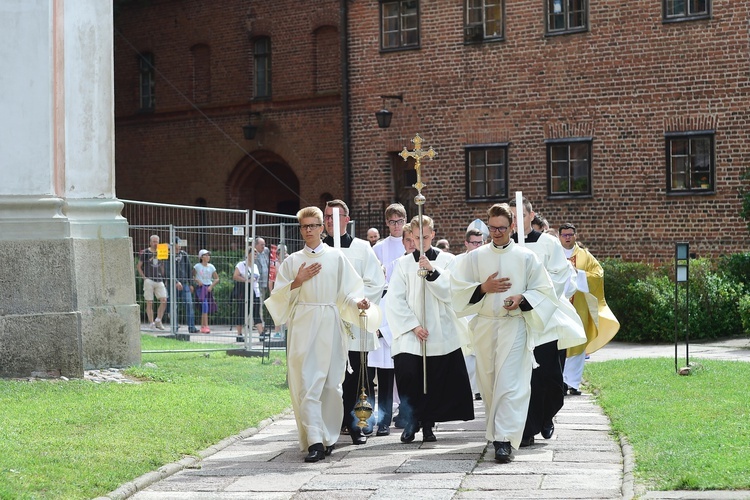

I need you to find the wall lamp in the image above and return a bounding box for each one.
[242,112,262,140]
[375,94,404,129]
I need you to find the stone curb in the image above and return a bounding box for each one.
[94,408,294,500]
[621,433,636,499]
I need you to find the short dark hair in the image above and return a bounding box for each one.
[465,228,484,241]
[558,222,577,233]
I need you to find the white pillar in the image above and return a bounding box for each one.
[0,0,140,378]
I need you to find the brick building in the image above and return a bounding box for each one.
[114,0,750,261]
[114,0,346,217]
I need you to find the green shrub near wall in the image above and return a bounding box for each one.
[602,255,748,343]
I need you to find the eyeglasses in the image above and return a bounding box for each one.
[323,214,346,221]
[387,218,406,226]
[466,241,483,246]
[300,224,323,231]
[488,225,509,234]
[560,233,576,238]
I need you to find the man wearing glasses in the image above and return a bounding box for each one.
[558,223,620,397]
[451,203,558,464]
[509,198,586,448]
[370,203,408,436]
[322,200,385,446]
[264,206,375,463]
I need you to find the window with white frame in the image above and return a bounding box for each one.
[464,0,504,42]
[466,145,508,201]
[381,1,419,50]
[547,139,592,196]
[666,132,714,193]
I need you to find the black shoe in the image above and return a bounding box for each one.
[188,327,199,333]
[341,425,349,435]
[393,416,406,429]
[236,336,244,342]
[362,425,374,437]
[493,441,512,463]
[520,436,535,447]
[304,444,325,463]
[541,421,555,439]
[474,392,482,401]
[350,428,367,445]
[325,445,335,456]
[376,425,390,436]
[400,423,418,443]
[422,423,436,443]
[568,387,582,395]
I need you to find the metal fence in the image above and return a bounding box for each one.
[123,201,301,358]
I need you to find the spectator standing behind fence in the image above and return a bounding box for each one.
[193,249,219,333]
[174,237,198,334]
[254,237,272,339]
[137,234,167,331]
[232,250,263,342]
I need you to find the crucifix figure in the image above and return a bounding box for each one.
[399,133,437,393]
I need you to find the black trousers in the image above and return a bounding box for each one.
[342,350,376,431]
[373,367,394,427]
[523,340,565,438]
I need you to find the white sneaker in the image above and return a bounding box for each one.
[154,320,166,331]
[148,322,156,331]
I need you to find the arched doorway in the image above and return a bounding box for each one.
[227,150,301,215]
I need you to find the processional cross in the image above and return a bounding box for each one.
[399,133,436,394]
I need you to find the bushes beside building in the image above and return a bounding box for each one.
[602,254,749,343]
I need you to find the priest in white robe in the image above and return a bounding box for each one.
[323,200,385,445]
[510,198,586,447]
[265,206,376,463]
[451,203,558,463]
[387,216,474,444]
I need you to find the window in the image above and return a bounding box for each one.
[253,38,271,99]
[666,133,714,193]
[465,145,508,201]
[381,1,419,50]
[464,0,504,42]
[663,0,710,22]
[546,0,588,35]
[138,52,155,111]
[547,139,592,196]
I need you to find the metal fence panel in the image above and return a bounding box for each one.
[124,201,297,357]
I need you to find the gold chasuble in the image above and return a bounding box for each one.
[567,244,620,357]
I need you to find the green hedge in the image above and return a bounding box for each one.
[602,254,749,343]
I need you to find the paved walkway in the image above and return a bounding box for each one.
[99,338,750,500]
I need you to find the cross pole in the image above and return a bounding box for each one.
[399,133,437,394]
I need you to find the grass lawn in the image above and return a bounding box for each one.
[0,335,290,499]
[585,357,750,492]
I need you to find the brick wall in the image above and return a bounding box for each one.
[347,0,750,261]
[114,0,345,215]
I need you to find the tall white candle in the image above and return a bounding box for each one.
[332,207,341,249]
[515,191,524,247]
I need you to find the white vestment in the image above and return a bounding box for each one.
[339,237,385,352]
[451,241,558,448]
[369,235,405,369]
[524,232,586,349]
[387,249,466,357]
[264,245,376,451]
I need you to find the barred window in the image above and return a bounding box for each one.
[138,52,155,111]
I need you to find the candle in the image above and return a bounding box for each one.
[515,191,524,247]
[332,207,341,249]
